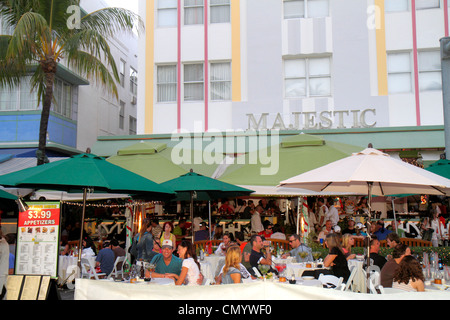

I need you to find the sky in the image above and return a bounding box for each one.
[106,0,139,13]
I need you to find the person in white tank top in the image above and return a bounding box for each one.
[174,240,201,286]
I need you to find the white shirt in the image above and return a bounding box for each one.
[0,238,9,291]
[326,205,339,226]
[182,257,200,286]
[251,212,264,233]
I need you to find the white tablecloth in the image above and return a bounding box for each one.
[200,260,214,283]
[74,278,450,300]
[347,259,366,293]
[201,254,225,278]
[272,258,328,278]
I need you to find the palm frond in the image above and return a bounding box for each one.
[67,50,119,99]
[80,7,144,38]
[63,28,119,80]
[7,11,50,61]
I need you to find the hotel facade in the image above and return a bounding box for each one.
[137,0,448,160]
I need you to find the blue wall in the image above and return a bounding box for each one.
[0,111,77,148]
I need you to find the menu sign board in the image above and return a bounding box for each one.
[15,202,61,278]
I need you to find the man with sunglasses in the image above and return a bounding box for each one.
[282,234,313,263]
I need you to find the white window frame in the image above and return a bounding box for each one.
[184,0,204,25]
[119,100,125,130]
[210,0,231,23]
[184,63,204,101]
[283,0,330,19]
[157,0,178,27]
[157,64,178,103]
[129,116,137,135]
[387,51,413,94]
[130,67,138,96]
[210,62,231,101]
[418,50,442,91]
[119,59,126,88]
[284,56,332,98]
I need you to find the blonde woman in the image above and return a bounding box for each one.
[341,233,356,260]
[221,246,243,284]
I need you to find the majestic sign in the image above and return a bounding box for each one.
[246,109,377,131]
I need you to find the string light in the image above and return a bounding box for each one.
[60,200,161,208]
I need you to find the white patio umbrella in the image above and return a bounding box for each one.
[279,147,450,197]
[279,146,450,292]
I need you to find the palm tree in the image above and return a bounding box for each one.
[0,0,143,165]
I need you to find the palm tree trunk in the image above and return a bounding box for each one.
[37,58,57,166]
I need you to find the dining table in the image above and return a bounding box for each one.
[272,257,329,278]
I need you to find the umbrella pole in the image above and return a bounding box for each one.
[191,191,194,242]
[208,200,212,240]
[392,197,397,233]
[296,197,301,235]
[366,182,373,293]
[77,187,88,269]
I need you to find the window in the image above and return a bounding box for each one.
[416,0,439,10]
[283,0,329,19]
[210,0,230,23]
[386,0,439,12]
[0,76,39,111]
[52,78,72,118]
[284,57,331,98]
[119,59,126,87]
[158,0,178,27]
[130,67,138,96]
[129,116,137,135]
[184,0,204,25]
[119,101,125,130]
[385,0,408,12]
[184,63,204,101]
[157,65,177,102]
[418,50,442,91]
[210,62,231,100]
[387,52,412,94]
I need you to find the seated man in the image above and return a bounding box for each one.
[282,234,313,262]
[96,241,116,276]
[318,220,334,243]
[248,235,276,277]
[194,222,210,241]
[364,236,386,270]
[149,240,182,280]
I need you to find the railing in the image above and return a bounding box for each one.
[353,237,431,248]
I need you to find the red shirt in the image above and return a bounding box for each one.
[258,230,273,238]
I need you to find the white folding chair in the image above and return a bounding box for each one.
[318,273,344,289]
[342,266,357,291]
[81,258,107,280]
[107,256,126,279]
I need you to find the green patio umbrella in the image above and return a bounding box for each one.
[426,159,450,179]
[160,170,254,241]
[0,189,18,200]
[107,141,188,183]
[218,134,362,187]
[0,153,175,265]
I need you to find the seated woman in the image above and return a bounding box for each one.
[215,233,233,256]
[392,255,425,292]
[323,233,350,282]
[341,233,356,261]
[174,240,201,286]
[221,246,243,284]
